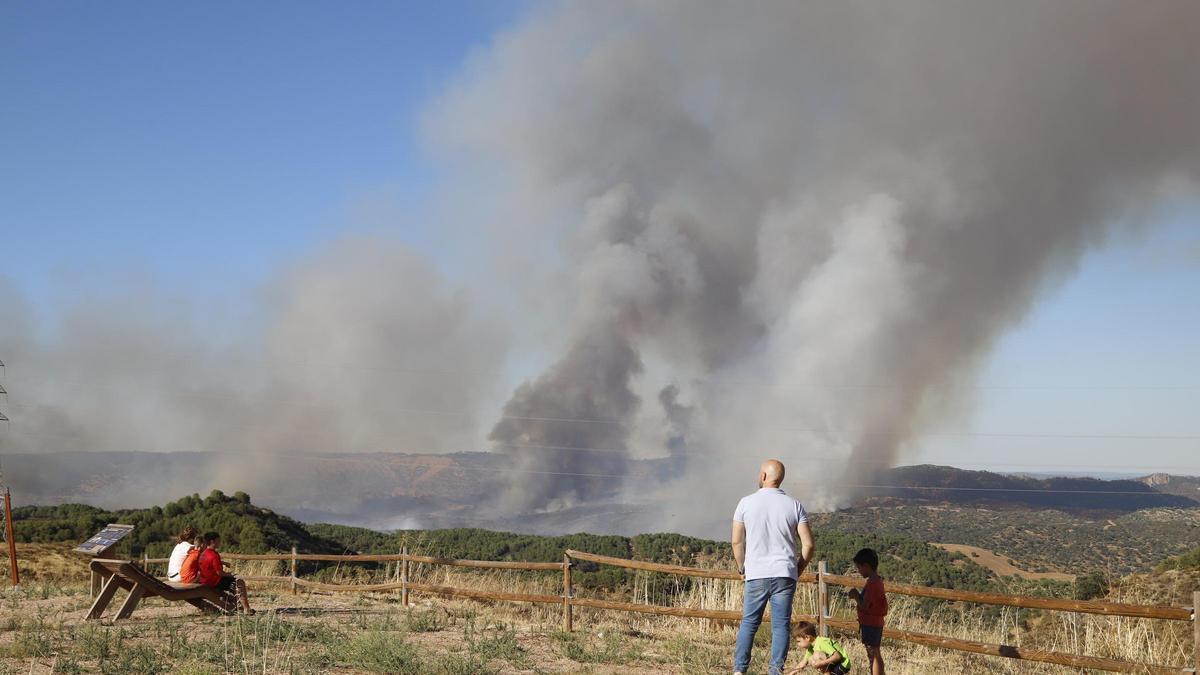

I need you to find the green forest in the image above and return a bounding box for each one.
[13,491,1101,598]
[1156,545,1200,572]
[11,491,344,558]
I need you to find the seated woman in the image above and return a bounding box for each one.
[198,531,255,614]
[166,526,198,582]
[178,537,205,583]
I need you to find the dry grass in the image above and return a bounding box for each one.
[1,548,1195,674]
[933,543,1075,582]
[317,557,1197,673]
[0,544,90,584]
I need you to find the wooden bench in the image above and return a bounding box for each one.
[86,558,237,621]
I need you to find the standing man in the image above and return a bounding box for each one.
[732,459,815,675]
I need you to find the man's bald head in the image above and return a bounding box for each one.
[759,459,785,488]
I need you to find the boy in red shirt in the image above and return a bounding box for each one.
[198,531,255,614]
[848,548,887,675]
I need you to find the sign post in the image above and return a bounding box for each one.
[75,524,135,597]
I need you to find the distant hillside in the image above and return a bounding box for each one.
[1,450,675,532]
[1137,473,1200,500]
[7,452,1198,533]
[1156,545,1200,572]
[814,503,1200,576]
[862,465,1198,513]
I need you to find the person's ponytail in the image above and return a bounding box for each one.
[178,525,199,543]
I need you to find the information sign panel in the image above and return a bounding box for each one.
[75,524,135,556]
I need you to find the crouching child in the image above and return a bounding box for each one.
[787,621,851,674]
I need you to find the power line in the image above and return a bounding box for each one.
[8,369,1200,400]
[837,484,1191,496]
[3,401,1197,441]
[446,465,1200,494]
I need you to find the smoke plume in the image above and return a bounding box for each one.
[425,0,1200,520]
[0,237,509,482]
[3,1,1199,533]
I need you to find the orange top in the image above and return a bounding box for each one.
[858,576,888,627]
[179,548,201,583]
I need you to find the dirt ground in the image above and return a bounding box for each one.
[0,579,747,674]
[3,553,1186,673]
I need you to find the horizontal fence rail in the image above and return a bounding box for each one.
[564,550,1194,673]
[565,549,819,584]
[820,572,1193,621]
[146,552,565,570]
[131,546,1198,674]
[824,618,1186,675]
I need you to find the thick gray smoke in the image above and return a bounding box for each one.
[425,0,1200,520]
[0,237,508,493]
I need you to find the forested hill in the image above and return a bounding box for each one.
[308,523,1005,593]
[15,491,1017,593]
[10,490,346,559]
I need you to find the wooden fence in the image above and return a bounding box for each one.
[141,548,1199,674]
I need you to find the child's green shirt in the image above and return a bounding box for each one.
[805,636,851,669]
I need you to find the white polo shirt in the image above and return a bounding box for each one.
[167,541,193,580]
[733,487,809,581]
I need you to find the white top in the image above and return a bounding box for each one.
[167,541,193,580]
[733,487,809,581]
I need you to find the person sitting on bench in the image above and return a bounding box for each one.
[167,526,198,582]
[180,536,205,583]
[198,531,255,615]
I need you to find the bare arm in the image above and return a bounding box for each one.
[796,520,815,576]
[813,650,843,668]
[732,520,747,574]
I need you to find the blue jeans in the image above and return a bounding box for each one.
[733,577,795,674]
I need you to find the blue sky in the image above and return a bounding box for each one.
[912,208,1200,474]
[1,1,523,301]
[2,2,1197,476]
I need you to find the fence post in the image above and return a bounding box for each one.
[4,488,19,588]
[291,546,298,595]
[563,553,573,632]
[1193,591,1199,674]
[401,546,409,607]
[817,560,829,637]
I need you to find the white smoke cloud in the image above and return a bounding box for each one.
[0,236,509,466]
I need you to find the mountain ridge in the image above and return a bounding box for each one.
[3,451,1195,534]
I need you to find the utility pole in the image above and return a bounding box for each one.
[0,358,6,423]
